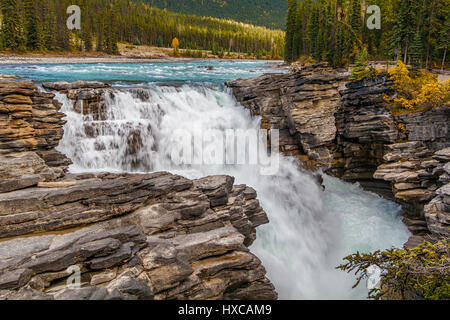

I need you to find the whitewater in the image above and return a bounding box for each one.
[6,60,411,299]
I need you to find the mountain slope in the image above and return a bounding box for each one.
[145,0,287,30]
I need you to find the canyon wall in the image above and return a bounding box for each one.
[0,81,276,300]
[227,64,450,244]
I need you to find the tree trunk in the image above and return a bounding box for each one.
[403,42,409,64]
[425,0,435,69]
[442,46,448,71]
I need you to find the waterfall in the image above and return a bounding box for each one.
[56,84,410,299]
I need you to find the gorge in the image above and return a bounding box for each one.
[228,63,449,243]
[0,60,447,300]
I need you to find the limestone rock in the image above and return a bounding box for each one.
[42,81,111,91]
[0,172,276,300]
[228,66,450,239]
[0,152,58,193]
[227,64,346,168]
[0,81,70,171]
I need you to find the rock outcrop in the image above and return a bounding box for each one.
[0,172,275,300]
[0,80,277,300]
[43,81,112,121]
[0,80,71,170]
[227,63,347,170]
[227,64,450,240]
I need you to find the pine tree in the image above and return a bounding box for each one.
[23,0,43,50]
[96,19,104,52]
[349,0,362,36]
[308,2,320,60]
[409,31,423,71]
[293,2,304,59]
[285,0,298,62]
[1,0,26,51]
[103,8,119,54]
[81,13,93,52]
[40,0,57,51]
[438,0,450,70]
[391,0,419,63]
[81,28,93,52]
[54,0,71,51]
[349,0,362,58]
[350,47,370,80]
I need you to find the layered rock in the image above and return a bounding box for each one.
[43,81,111,121]
[338,77,449,236]
[0,172,275,300]
[0,152,61,193]
[227,63,347,169]
[228,65,450,239]
[0,80,277,300]
[423,148,450,236]
[0,80,70,170]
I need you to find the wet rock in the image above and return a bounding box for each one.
[227,66,346,168]
[42,81,111,91]
[228,66,450,239]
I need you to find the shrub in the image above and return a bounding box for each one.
[171,37,180,56]
[337,240,450,300]
[349,48,378,81]
[296,55,316,65]
[388,61,450,111]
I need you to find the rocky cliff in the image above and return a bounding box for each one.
[227,64,450,243]
[0,80,277,300]
[0,80,71,172]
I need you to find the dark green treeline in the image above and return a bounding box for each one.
[284,0,450,69]
[0,0,285,56]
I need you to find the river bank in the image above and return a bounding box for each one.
[0,54,194,65]
[0,44,285,65]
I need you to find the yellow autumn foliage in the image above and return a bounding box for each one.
[388,61,450,110]
[171,37,180,56]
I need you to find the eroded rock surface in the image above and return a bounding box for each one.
[228,65,450,240]
[0,80,71,169]
[227,63,346,169]
[0,80,277,300]
[0,173,275,300]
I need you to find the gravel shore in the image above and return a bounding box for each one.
[0,55,195,64]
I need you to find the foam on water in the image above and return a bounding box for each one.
[1,60,283,83]
[55,84,411,299]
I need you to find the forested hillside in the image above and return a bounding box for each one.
[285,0,449,69]
[145,0,287,30]
[0,0,284,57]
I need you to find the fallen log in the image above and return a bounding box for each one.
[37,181,77,188]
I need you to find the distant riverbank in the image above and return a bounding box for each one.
[0,54,194,65]
[0,44,283,65]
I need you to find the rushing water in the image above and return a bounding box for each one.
[0,59,283,83]
[7,60,411,299]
